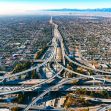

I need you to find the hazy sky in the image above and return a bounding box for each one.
[0,0,111,15]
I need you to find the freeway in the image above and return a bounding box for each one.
[47,62,62,79]
[0,86,39,92]
[65,55,111,81]
[88,98,111,103]
[56,60,111,83]
[24,77,84,111]
[97,104,111,111]
[0,68,63,95]
[0,103,64,110]
[0,85,111,92]
[67,85,111,91]
[0,71,7,74]
[53,22,65,65]
[65,54,111,74]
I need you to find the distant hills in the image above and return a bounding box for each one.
[46,8,111,12]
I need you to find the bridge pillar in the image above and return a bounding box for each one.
[22,91,24,95]
[93,79,95,86]
[2,78,7,85]
[48,91,51,96]
[36,68,41,79]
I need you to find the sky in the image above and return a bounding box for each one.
[0,0,111,15]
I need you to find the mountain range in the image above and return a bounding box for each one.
[46,8,111,12]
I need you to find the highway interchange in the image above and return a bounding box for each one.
[0,17,111,111]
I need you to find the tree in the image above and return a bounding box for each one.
[17,93,24,103]
[101,90,109,98]
[90,91,95,97]
[64,97,74,109]
[31,70,36,79]
[13,61,31,73]
[75,88,86,95]
[11,107,19,111]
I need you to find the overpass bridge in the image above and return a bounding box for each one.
[0,103,64,111]
[0,85,111,93]
[32,59,61,63]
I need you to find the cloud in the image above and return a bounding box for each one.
[0,3,40,15]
